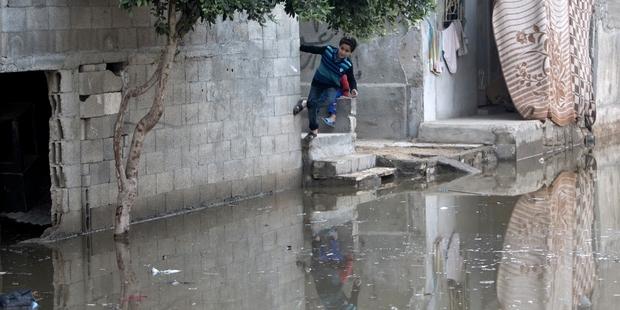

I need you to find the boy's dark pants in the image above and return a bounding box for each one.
[307,85,339,131]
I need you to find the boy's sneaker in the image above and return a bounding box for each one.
[293,99,306,115]
[303,132,317,142]
[322,117,335,128]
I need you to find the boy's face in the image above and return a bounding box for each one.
[338,43,353,59]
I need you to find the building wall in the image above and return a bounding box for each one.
[593,0,620,141]
[0,1,302,236]
[421,0,491,122]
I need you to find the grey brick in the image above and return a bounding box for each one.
[70,6,92,29]
[214,140,231,162]
[230,138,246,160]
[274,134,288,154]
[78,71,122,95]
[90,161,111,185]
[83,115,115,140]
[26,6,49,30]
[207,121,223,143]
[138,174,157,197]
[145,152,164,175]
[246,137,261,157]
[184,103,199,124]
[207,162,224,184]
[190,165,208,186]
[80,92,121,118]
[189,124,208,146]
[156,172,173,194]
[91,7,112,28]
[174,168,192,190]
[59,140,81,165]
[109,6,130,27]
[198,143,215,165]
[49,7,70,30]
[189,82,205,103]
[81,139,103,163]
[260,136,275,155]
[117,27,137,49]
[130,7,151,27]
[1,8,26,32]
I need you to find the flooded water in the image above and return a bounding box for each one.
[3,145,620,309]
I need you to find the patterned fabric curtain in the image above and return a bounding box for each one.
[492,0,596,128]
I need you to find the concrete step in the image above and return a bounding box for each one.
[312,153,377,179]
[301,133,355,161]
[417,115,544,161]
[299,97,357,133]
[312,167,396,189]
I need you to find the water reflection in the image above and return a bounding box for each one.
[3,147,620,309]
[497,165,596,309]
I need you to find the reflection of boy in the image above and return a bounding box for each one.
[311,228,362,310]
[299,37,359,140]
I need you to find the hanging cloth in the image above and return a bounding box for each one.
[442,22,461,74]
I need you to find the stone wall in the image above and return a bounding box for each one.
[592,0,620,142]
[0,1,302,236]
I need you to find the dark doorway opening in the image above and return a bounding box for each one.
[0,71,52,243]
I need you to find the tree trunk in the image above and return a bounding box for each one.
[113,2,178,236]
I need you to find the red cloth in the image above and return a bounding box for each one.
[340,75,350,97]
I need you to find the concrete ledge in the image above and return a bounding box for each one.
[418,114,545,161]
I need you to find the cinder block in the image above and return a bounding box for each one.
[81,139,104,163]
[174,168,192,190]
[91,7,112,29]
[1,8,26,32]
[90,161,111,185]
[26,6,49,30]
[82,115,116,140]
[60,140,81,165]
[145,151,164,175]
[156,172,174,194]
[78,71,122,95]
[70,7,92,29]
[80,92,122,118]
[49,7,70,30]
[260,136,275,155]
[138,174,157,197]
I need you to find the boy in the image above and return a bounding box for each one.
[293,74,350,127]
[298,37,359,140]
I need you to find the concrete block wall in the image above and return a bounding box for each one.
[49,192,305,309]
[592,0,620,143]
[1,1,302,235]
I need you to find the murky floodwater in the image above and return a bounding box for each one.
[3,145,620,309]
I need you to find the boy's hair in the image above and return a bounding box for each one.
[339,37,357,52]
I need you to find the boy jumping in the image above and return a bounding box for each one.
[298,37,359,140]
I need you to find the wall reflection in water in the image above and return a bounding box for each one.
[6,146,620,309]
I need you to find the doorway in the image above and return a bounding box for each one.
[0,71,52,242]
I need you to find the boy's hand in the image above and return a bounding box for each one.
[351,89,359,97]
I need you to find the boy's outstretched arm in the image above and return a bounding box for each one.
[345,64,358,96]
[300,45,327,55]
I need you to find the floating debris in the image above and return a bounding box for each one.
[151,268,181,276]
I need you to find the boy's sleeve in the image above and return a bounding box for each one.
[300,45,326,55]
[345,64,358,91]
